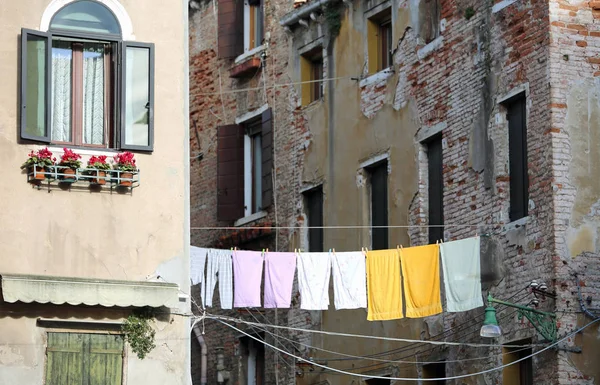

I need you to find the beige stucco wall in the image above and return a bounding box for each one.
[0,0,190,384]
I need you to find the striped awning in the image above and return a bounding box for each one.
[1,274,179,308]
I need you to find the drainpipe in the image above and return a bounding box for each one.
[192,323,207,385]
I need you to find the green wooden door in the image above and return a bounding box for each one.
[46,333,124,385]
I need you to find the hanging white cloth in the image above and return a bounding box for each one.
[190,246,207,286]
[204,249,233,309]
[331,251,367,310]
[297,252,331,310]
[440,237,484,312]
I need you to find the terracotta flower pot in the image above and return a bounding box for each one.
[29,166,46,182]
[60,167,77,183]
[91,170,107,185]
[119,172,133,187]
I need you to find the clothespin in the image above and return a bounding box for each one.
[436,240,439,245]
[332,248,335,253]
[475,231,478,237]
[266,248,269,253]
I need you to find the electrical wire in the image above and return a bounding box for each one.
[233,310,538,366]
[189,75,357,96]
[216,317,600,382]
[191,224,487,230]
[203,313,542,348]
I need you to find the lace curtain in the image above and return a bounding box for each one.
[51,51,72,142]
[51,44,104,145]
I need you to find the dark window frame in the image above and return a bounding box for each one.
[426,134,444,244]
[367,160,388,250]
[20,20,155,151]
[304,186,324,252]
[504,93,528,222]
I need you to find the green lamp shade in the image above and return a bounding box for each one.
[480,306,502,338]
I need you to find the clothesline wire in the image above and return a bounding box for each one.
[191,224,502,230]
[190,75,357,96]
[237,307,537,366]
[202,313,543,349]
[337,308,530,374]
[346,290,532,363]
[215,317,600,382]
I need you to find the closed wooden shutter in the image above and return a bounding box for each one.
[261,108,273,209]
[370,162,388,250]
[45,333,124,385]
[217,124,245,221]
[507,97,528,222]
[427,135,444,244]
[218,0,244,58]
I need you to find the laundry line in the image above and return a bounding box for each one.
[191,223,501,230]
[214,318,600,382]
[200,313,544,349]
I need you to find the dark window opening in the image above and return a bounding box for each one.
[506,95,528,222]
[365,377,391,385]
[368,161,388,250]
[423,361,446,384]
[427,135,444,243]
[304,186,324,252]
[503,339,533,385]
[240,336,265,385]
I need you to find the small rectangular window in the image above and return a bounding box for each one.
[367,8,392,74]
[368,161,388,250]
[506,95,528,222]
[244,119,263,216]
[304,186,324,252]
[503,339,533,385]
[240,336,265,385]
[427,135,444,243]
[246,0,264,51]
[423,361,446,384]
[300,47,324,106]
[378,18,392,70]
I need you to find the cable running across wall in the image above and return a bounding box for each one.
[202,313,543,348]
[234,308,537,366]
[215,318,600,382]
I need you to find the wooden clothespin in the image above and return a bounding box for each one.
[436,240,439,245]
[332,248,335,253]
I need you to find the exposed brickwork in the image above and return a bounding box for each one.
[191,0,600,383]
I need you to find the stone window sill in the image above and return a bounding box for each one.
[359,68,394,87]
[234,210,268,227]
[417,36,444,61]
[504,216,530,231]
[235,45,267,65]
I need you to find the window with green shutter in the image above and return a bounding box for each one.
[45,332,124,385]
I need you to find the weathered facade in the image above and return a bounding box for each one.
[190,0,600,383]
[0,1,191,384]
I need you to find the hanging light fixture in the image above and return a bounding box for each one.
[479,293,557,342]
[480,304,502,338]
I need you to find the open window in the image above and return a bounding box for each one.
[217,0,264,58]
[20,1,154,151]
[300,47,324,106]
[367,7,392,74]
[217,108,273,222]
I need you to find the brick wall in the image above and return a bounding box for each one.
[190,0,600,382]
